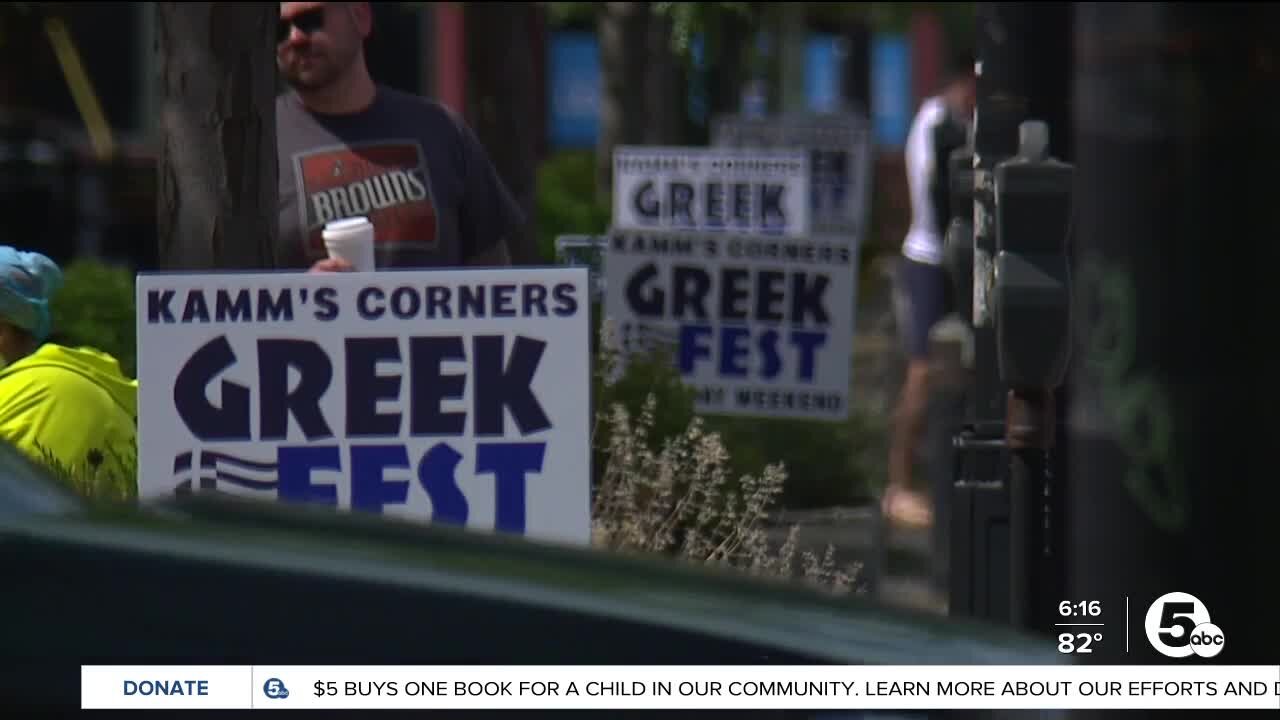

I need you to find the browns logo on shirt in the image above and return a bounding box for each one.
[294,141,440,256]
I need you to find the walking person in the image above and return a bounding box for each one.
[884,54,976,528]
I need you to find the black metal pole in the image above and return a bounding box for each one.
[1005,3,1074,637]
[1028,1,1075,648]
[972,4,1028,430]
[1068,3,1280,714]
[946,1,1031,626]
[1008,389,1054,631]
[956,2,1074,631]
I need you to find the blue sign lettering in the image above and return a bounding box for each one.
[354,282,577,321]
[678,325,826,383]
[624,263,830,325]
[173,334,552,442]
[275,441,547,533]
[148,283,578,326]
[259,339,334,440]
[147,288,296,324]
[351,445,411,512]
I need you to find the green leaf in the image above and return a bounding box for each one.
[48,259,137,378]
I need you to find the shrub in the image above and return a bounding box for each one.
[535,150,611,262]
[588,312,885,509]
[49,258,137,378]
[590,319,698,459]
[706,411,886,509]
[590,323,861,594]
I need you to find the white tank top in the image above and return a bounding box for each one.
[901,97,950,266]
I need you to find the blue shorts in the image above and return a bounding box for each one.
[893,256,953,360]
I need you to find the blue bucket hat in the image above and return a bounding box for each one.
[0,247,63,343]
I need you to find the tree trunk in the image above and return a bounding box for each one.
[643,10,685,146]
[703,8,750,135]
[156,3,277,270]
[596,1,651,199]
[777,3,807,114]
[465,1,541,265]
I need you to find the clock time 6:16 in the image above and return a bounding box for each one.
[1059,600,1101,618]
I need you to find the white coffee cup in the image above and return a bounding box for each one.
[322,216,376,271]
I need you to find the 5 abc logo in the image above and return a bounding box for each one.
[1144,592,1225,659]
[263,678,290,700]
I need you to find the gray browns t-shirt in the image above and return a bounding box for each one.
[276,86,523,269]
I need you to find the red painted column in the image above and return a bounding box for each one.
[910,10,943,104]
[434,2,466,114]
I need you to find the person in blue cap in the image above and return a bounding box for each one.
[0,247,138,495]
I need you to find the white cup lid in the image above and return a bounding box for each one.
[325,217,371,231]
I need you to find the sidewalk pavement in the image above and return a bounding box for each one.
[766,505,946,615]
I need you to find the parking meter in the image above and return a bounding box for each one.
[993,121,1073,389]
[943,147,976,326]
[991,119,1073,631]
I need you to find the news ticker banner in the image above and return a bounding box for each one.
[82,665,1280,711]
[135,267,592,546]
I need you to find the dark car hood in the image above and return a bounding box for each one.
[2,489,1064,668]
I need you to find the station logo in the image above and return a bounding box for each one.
[1144,592,1224,659]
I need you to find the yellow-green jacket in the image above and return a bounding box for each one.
[0,343,137,480]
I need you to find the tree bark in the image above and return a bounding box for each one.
[643,10,684,146]
[596,2,651,199]
[156,2,277,270]
[465,1,541,265]
[707,10,749,120]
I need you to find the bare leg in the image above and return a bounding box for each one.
[884,358,933,526]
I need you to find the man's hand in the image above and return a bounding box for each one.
[308,257,354,273]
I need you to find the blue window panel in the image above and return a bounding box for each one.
[871,34,912,148]
[548,32,601,148]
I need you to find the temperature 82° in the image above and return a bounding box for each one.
[1058,631,1103,654]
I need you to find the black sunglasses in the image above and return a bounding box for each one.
[278,7,326,44]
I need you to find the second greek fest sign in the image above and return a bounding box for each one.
[612,146,811,238]
[605,146,853,421]
[135,268,592,546]
[711,112,873,241]
[604,230,854,421]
